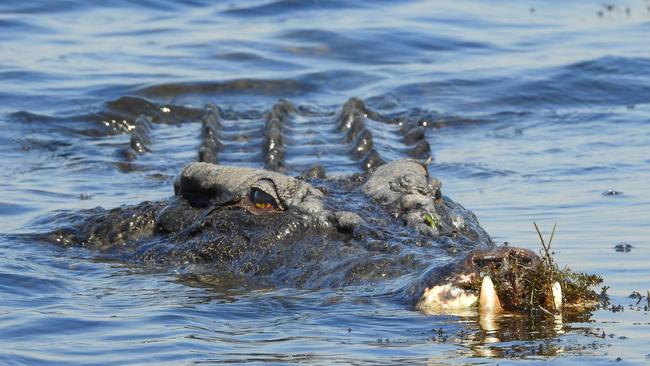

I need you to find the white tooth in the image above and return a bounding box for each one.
[479,276,502,313]
[552,282,562,310]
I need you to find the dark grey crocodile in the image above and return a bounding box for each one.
[36,97,562,314]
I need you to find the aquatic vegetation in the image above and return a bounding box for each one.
[463,223,603,314]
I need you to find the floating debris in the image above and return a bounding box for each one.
[614,243,633,252]
[629,291,644,305]
[603,188,623,196]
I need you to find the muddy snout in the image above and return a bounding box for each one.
[466,246,539,270]
[468,246,564,313]
[416,246,563,315]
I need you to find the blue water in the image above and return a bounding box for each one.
[2,0,650,364]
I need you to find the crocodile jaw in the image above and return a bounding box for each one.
[416,284,478,312]
[416,276,505,315]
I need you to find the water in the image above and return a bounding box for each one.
[2,0,650,364]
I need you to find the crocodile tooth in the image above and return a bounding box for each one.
[479,276,502,314]
[552,281,562,310]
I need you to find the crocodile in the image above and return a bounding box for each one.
[35,97,576,315]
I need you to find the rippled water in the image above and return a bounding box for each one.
[2,0,650,364]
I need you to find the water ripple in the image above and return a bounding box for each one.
[2,0,650,364]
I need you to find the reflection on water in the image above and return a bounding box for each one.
[2,0,650,364]
[470,312,567,358]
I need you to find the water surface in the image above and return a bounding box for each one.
[2,0,650,364]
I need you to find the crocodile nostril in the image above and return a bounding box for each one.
[472,254,505,268]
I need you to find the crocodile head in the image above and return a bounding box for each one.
[46,159,566,314]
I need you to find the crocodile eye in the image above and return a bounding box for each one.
[249,187,279,211]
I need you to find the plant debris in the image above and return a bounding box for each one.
[423,212,438,228]
[462,223,603,313]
